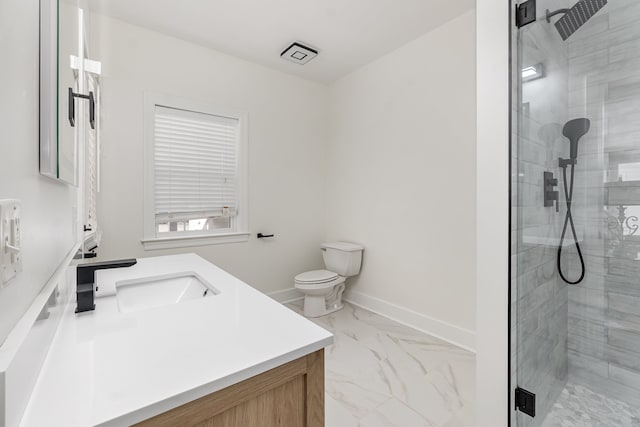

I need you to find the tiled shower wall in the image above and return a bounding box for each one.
[565,0,640,407]
[512,1,571,425]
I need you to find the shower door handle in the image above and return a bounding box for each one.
[68,88,96,130]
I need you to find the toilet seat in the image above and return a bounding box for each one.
[294,270,339,285]
[295,277,345,292]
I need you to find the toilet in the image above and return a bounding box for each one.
[295,242,363,317]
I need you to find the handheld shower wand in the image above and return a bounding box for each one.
[563,118,590,161]
[557,118,590,285]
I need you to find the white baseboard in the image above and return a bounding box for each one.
[344,290,476,353]
[267,287,476,353]
[267,287,303,304]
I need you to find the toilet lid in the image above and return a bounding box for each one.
[295,270,339,284]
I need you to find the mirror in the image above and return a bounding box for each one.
[40,0,88,185]
[40,0,102,257]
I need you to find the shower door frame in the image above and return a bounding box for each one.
[508,0,515,423]
[507,0,584,424]
[507,0,521,425]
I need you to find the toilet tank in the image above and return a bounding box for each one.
[321,242,363,277]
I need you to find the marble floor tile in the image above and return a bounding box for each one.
[443,402,475,427]
[541,382,640,427]
[285,301,475,426]
[359,398,437,427]
[326,394,360,427]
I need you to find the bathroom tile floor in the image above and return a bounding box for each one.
[541,382,640,427]
[285,301,475,426]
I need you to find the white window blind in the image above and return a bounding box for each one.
[153,105,240,223]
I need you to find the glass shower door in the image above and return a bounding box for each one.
[512,0,640,426]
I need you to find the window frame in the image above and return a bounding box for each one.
[142,92,249,250]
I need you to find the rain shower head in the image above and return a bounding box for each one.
[563,118,591,160]
[547,0,608,41]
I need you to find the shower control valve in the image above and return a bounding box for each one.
[544,171,559,212]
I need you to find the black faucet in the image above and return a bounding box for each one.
[76,259,137,313]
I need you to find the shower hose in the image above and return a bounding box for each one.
[557,162,586,285]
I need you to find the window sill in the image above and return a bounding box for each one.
[141,232,250,250]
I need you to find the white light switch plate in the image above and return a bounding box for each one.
[0,200,22,287]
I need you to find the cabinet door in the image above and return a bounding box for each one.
[137,350,324,427]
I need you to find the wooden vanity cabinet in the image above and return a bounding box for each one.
[135,349,324,427]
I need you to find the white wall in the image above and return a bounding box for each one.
[0,0,79,344]
[325,10,477,347]
[92,9,480,351]
[476,0,510,425]
[91,14,328,294]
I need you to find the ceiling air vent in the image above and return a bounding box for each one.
[280,42,318,65]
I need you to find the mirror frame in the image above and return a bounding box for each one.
[40,0,79,186]
[39,0,59,180]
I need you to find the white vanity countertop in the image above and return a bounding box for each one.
[19,254,333,427]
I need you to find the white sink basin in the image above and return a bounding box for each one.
[116,273,218,313]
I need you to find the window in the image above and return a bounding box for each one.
[143,94,248,249]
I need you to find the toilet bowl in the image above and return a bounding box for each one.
[294,242,363,317]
